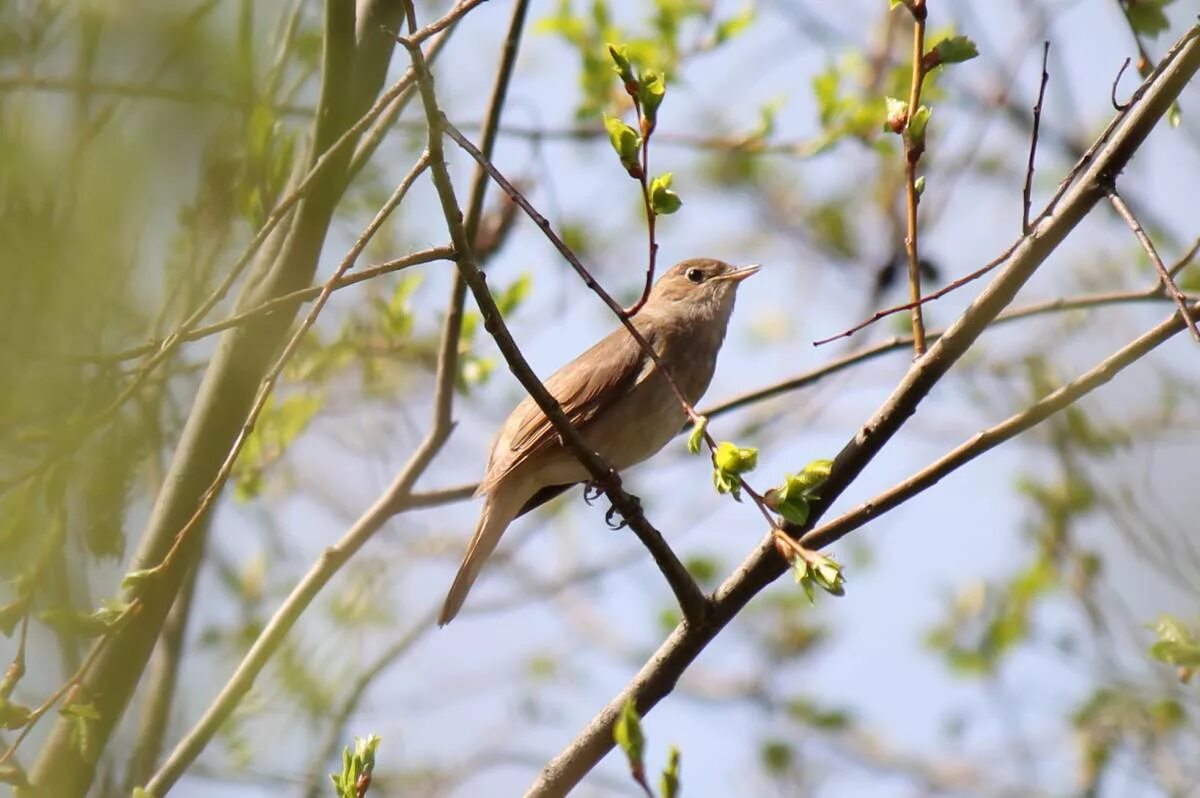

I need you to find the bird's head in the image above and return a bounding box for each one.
[645,258,760,323]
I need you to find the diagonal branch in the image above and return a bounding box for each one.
[1103,182,1200,343]
[525,23,1200,797]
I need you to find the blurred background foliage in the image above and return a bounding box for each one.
[1,0,1199,796]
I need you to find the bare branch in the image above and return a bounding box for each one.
[1104,183,1200,343]
[1023,41,1050,234]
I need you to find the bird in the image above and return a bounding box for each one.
[439,257,759,625]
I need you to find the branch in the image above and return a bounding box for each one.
[801,297,1200,552]
[1023,41,1050,234]
[398,37,709,622]
[77,246,456,364]
[1103,183,1200,343]
[525,23,1200,797]
[902,0,929,355]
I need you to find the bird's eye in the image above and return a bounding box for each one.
[686,267,704,284]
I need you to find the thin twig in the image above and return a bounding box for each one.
[1111,56,1133,110]
[75,246,455,364]
[902,0,929,356]
[624,92,659,317]
[1104,183,1200,343]
[1023,41,1050,234]
[813,241,1021,346]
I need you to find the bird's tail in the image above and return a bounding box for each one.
[439,487,523,626]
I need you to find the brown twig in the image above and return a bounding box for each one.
[624,90,660,317]
[75,246,456,364]
[813,241,1021,346]
[902,0,929,356]
[1111,56,1133,110]
[1103,182,1200,343]
[1023,42,1050,235]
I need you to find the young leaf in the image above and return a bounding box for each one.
[639,69,667,128]
[330,734,381,798]
[603,114,642,174]
[931,35,979,66]
[607,42,636,86]
[714,441,758,475]
[660,745,682,798]
[907,104,932,145]
[650,172,682,215]
[614,698,647,783]
[686,415,708,454]
[714,8,754,44]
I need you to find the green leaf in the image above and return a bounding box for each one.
[1125,0,1173,37]
[639,69,666,127]
[714,7,754,44]
[614,698,646,782]
[760,739,793,774]
[907,104,932,143]
[603,113,642,173]
[649,172,682,215]
[776,497,810,526]
[714,441,758,474]
[607,42,636,84]
[496,272,532,316]
[793,459,833,494]
[931,35,979,65]
[121,568,160,593]
[660,745,681,798]
[914,175,926,197]
[686,415,708,454]
[0,698,32,730]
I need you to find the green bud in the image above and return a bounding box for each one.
[650,172,682,215]
[686,415,708,454]
[603,113,642,176]
[907,105,932,146]
[714,441,757,474]
[614,699,646,780]
[639,69,666,130]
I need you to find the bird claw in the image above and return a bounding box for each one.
[605,504,628,530]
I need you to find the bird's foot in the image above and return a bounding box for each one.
[604,492,641,530]
[582,471,637,530]
[583,468,623,505]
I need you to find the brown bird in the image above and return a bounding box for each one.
[439,258,759,625]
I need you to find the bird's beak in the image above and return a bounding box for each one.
[719,264,761,284]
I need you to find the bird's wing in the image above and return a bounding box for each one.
[479,323,653,493]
